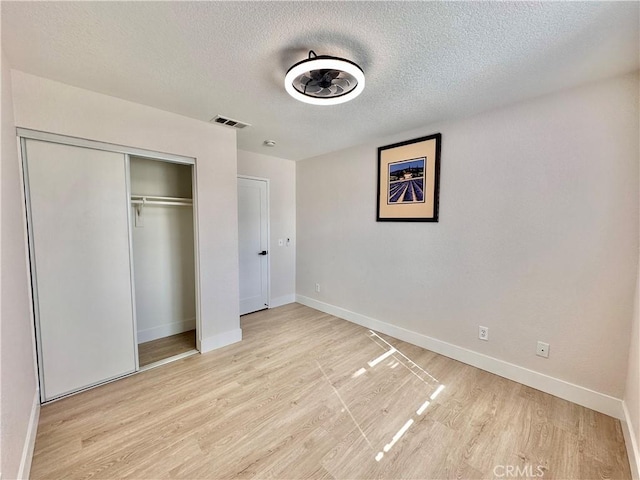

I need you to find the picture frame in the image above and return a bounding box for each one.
[376,133,441,222]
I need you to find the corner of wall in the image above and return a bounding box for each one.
[270,294,296,308]
[16,391,40,480]
[2,49,41,480]
[623,399,640,479]
[200,328,243,354]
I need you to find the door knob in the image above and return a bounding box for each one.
[258,250,268,255]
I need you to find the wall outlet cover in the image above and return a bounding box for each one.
[479,326,489,341]
[536,341,550,358]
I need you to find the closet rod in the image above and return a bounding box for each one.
[131,199,192,207]
[131,195,192,203]
[131,196,192,218]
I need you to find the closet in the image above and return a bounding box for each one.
[20,130,198,403]
[130,157,197,367]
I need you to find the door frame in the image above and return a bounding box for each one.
[20,137,47,402]
[127,156,200,357]
[124,154,139,371]
[237,175,271,312]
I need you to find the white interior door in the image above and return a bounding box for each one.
[24,139,137,401]
[238,177,269,315]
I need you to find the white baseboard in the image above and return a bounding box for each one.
[296,295,624,420]
[270,294,296,308]
[200,328,243,353]
[17,389,40,480]
[137,318,196,343]
[622,401,640,479]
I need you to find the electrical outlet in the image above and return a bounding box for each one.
[478,326,489,341]
[536,341,550,358]
[315,283,320,293]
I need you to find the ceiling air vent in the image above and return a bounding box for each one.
[210,115,251,129]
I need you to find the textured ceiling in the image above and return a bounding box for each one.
[2,1,638,161]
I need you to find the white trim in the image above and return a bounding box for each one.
[192,164,202,353]
[124,155,140,371]
[16,128,195,165]
[270,294,296,308]
[17,389,40,480]
[200,328,243,353]
[137,318,197,343]
[622,401,640,479]
[237,174,270,182]
[296,295,625,419]
[138,350,199,372]
[265,179,270,308]
[20,138,47,402]
[16,135,41,404]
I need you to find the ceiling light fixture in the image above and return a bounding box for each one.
[284,50,365,106]
[264,140,276,147]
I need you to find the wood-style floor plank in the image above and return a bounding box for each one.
[138,329,196,367]
[30,303,632,479]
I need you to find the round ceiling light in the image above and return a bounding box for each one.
[284,50,365,106]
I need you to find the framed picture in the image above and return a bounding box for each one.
[377,133,441,222]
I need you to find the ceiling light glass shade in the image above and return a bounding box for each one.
[284,53,365,106]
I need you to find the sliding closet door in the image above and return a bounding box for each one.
[24,139,136,401]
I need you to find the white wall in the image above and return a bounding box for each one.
[1,50,39,479]
[130,156,193,197]
[130,158,196,343]
[238,150,296,307]
[625,280,640,477]
[297,73,639,402]
[10,70,241,352]
[624,145,640,476]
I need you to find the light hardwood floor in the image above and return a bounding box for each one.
[31,304,631,479]
[138,330,197,367]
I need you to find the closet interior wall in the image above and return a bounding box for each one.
[130,157,196,348]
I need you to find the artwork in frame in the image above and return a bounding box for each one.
[377,133,441,222]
